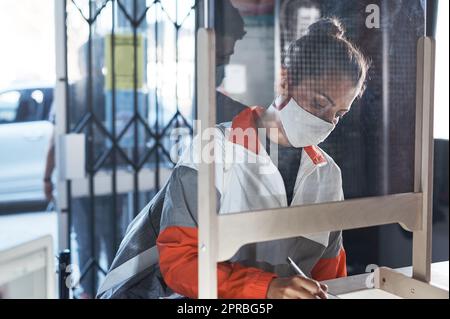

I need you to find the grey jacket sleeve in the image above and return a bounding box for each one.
[321,231,344,259]
[159,165,221,233]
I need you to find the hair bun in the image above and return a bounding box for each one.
[307,18,345,38]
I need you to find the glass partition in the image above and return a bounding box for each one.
[196,0,427,281]
[209,0,425,216]
[65,0,196,298]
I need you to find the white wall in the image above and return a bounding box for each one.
[0,0,55,88]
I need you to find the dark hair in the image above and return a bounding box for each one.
[283,17,370,97]
[215,0,246,41]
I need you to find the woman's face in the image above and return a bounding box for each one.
[289,75,361,125]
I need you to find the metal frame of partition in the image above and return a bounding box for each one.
[197,2,445,298]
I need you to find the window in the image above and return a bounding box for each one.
[0,91,20,123]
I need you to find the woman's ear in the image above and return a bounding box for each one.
[277,67,289,97]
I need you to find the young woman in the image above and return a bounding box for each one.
[156,17,370,299]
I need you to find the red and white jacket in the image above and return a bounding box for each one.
[157,106,347,299]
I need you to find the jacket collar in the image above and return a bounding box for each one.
[229,106,327,166]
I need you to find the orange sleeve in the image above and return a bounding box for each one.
[157,226,278,299]
[310,247,347,282]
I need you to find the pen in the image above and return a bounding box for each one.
[286,256,339,299]
[287,256,307,277]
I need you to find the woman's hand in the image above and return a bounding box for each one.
[266,276,329,299]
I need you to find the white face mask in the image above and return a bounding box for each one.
[274,97,336,148]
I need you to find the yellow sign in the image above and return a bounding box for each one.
[105,34,145,90]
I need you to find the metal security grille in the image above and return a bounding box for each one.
[58,0,197,298]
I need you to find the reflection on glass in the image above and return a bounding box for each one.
[154,0,425,299]
[65,0,198,298]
